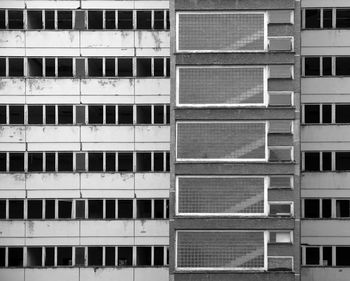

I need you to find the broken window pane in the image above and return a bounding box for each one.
[304,105,319,124]
[323,246,332,266]
[304,57,320,76]
[336,247,350,266]
[58,200,72,219]
[106,106,116,124]
[105,59,115,77]
[323,9,333,28]
[118,106,133,124]
[9,200,23,219]
[322,199,332,218]
[118,200,133,218]
[88,58,103,77]
[154,58,164,76]
[106,200,115,219]
[336,152,350,171]
[27,11,43,29]
[0,200,5,219]
[57,11,72,29]
[45,58,55,77]
[9,105,24,124]
[0,58,5,76]
[305,247,319,265]
[88,200,103,219]
[88,153,103,172]
[154,11,164,30]
[45,153,55,172]
[8,58,24,77]
[118,247,132,266]
[106,153,115,172]
[136,153,151,172]
[88,11,103,29]
[76,200,85,219]
[57,247,72,266]
[322,152,332,171]
[28,200,43,219]
[88,105,103,124]
[154,106,164,124]
[118,11,133,29]
[137,200,151,218]
[118,152,133,172]
[75,247,85,266]
[27,247,42,266]
[58,106,73,124]
[336,57,350,76]
[8,10,23,29]
[336,105,350,123]
[45,200,55,219]
[45,11,55,30]
[137,11,151,29]
[137,247,151,265]
[88,247,102,266]
[8,248,23,267]
[137,106,151,124]
[304,152,320,171]
[337,9,350,28]
[154,153,164,172]
[105,247,115,266]
[154,247,164,265]
[0,153,6,171]
[322,104,332,123]
[28,105,43,124]
[137,58,151,77]
[305,9,320,28]
[336,200,350,217]
[58,153,73,171]
[105,11,116,29]
[118,58,133,77]
[304,199,319,218]
[9,153,24,172]
[58,58,73,77]
[154,200,164,218]
[45,247,54,266]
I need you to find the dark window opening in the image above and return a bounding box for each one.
[336,200,350,217]
[45,106,55,124]
[166,199,169,218]
[137,11,151,29]
[154,247,164,265]
[57,247,72,266]
[336,152,350,171]
[118,153,133,172]
[269,204,291,216]
[27,11,43,29]
[154,106,164,124]
[28,105,43,124]
[118,11,133,29]
[136,153,151,172]
[166,58,170,77]
[9,200,23,219]
[26,153,43,172]
[88,153,103,172]
[322,57,332,76]
[118,106,133,124]
[322,152,332,171]
[58,153,73,172]
[154,58,164,76]
[58,106,73,124]
[336,57,350,76]
[323,9,332,28]
[45,58,55,77]
[154,153,164,172]
[45,247,54,266]
[9,153,24,172]
[58,200,72,219]
[45,153,55,172]
[118,58,133,77]
[88,105,103,124]
[45,200,55,219]
[137,58,151,77]
[118,247,132,266]
[106,199,115,219]
[76,106,85,125]
[105,59,115,77]
[9,58,24,77]
[0,106,5,124]
[57,11,72,29]
[166,105,170,124]
[9,105,24,124]
[106,106,116,124]
[305,9,320,28]
[305,57,320,76]
[27,247,42,267]
[88,11,103,29]
[322,199,332,218]
[88,247,102,266]
[304,199,320,218]
[166,152,170,171]
[137,200,151,218]
[8,10,23,29]
[154,11,164,30]
[75,200,85,219]
[88,200,103,219]
[88,58,103,77]
[106,153,115,172]
[105,11,116,29]
[336,9,350,28]
[323,246,332,266]
[118,200,133,218]
[105,247,115,266]
[137,106,151,124]
[336,105,350,123]
[45,11,55,30]
[154,200,164,219]
[8,248,23,267]
[0,200,5,219]
[336,247,350,266]
[28,58,43,77]
[304,152,320,171]
[305,247,319,265]
[0,58,5,76]
[166,11,170,30]
[0,248,5,267]
[58,58,73,77]
[0,10,5,29]
[75,247,85,266]
[322,104,332,123]
[304,105,319,124]
[0,153,5,172]
[137,247,151,265]
[27,200,43,219]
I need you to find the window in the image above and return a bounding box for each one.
[154,11,165,30]
[304,152,320,171]
[9,200,23,219]
[28,200,43,219]
[0,200,5,219]
[45,200,55,219]
[154,106,165,124]
[322,152,332,171]
[118,247,132,266]
[336,105,350,123]
[166,58,170,77]
[336,152,350,171]
[76,200,85,219]
[58,200,72,219]
[88,105,103,124]
[154,200,164,218]
[105,59,115,77]
[118,153,133,172]
[336,247,350,266]
[9,153,24,172]
[137,247,151,265]
[336,57,350,76]
[45,11,55,30]
[88,247,102,266]
[118,11,133,29]
[323,246,332,266]
[137,58,151,77]
[28,105,43,124]
[118,106,133,124]
[322,57,332,76]
[105,247,115,266]
[305,247,319,265]
[45,153,55,172]
[28,10,43,29]
[58,153,73,171]
[106,153,116,172]
[9,105,24,124]
[137,106,151,124]
[118,58,133,77]
[137,200,151,218]
[336,9,350,28]
[323,9,333,28]
[45,58,55,76]
[336,200,350,217]
[154,247,164,265]
[118,200,133,218]
[57,11,72,29]
[46,106,55,124]
[57,247,72,266]
[105,11,116,29]
[322,105,332,123]
[0,58,5,76]
[75,247,85,266]
[0,153,6,171]
[136,153,151,172]
[305,9,320,28]
[0,106,5,124]
[8,10,23,29]
[8,248,23,267]
[58,106,73,124]
[57,58,73,77]
[154,58,164,76]
[154,153,164,171]
[27,247,42,266]
[304,199,319,218]
[137,11,152,29]
[269,232,292,243]
[0,10,5,29]
[106,106,116,124]
[88,200,103,219]
[269,203,292,216]
[106,200,115,219]
[28,58,43,77]
[0,248,5,267]
[45,247,54,266]
[88,58,103,77]
[28,153,43,172]
[9,58,24,77]
[88,11,103,29]
[322,199,332,218]
[304,57,320,76]
[304,105,319,124]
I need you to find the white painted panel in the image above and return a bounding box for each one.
[134,143,169,150]
[80,48,134,57]
[81,1,133,9]
[80,221,133,237]
[134,268,169,281]
[26,48,80,57]
[302,221,350,239]
[134,237,169,245]
[80,189,134,198]
[134,1,169,9]
[81,143,134,151]
[79,268,133,281]
[0,143,26,151]
[302,189,350,198]
[302,126,350,142]
[302,47,350,56]
[134,220,169,237]
[0,127,25,143]
[0,269,25,281]
[0,49,25,56]
[80,237,133,246]
[0,238,25,246]
[0,31,24,48]
[81,126,134,142]
[0,174,25,189]
[26,31,79,48]
[26,173,80,190]
[27,142,81,151]
[135,48,170,57]
[302,268,350,281]
[81,31,134,48]
[26,221,80,237]
[81,95,134,104]
[0,190,26,198]
[26,95,80,104]
[301,94,350,103]
[302,30,350,47]
[0,221,25,237]
[26,1,80,9]
[134,190,169,198]
[0,79,25,95]
[81,173,133,190]
[135,173,170,190]
[135,95,170,104]
[135,79,170,95]
[302,0,350,7]
[26,126,80,143]
[25,268,80,281]
[26,237,79,246]
[135,126,170,143]
[27,190,80,198]
[302,78,350,94]
[81,79,134,96]
[0,96,26,104]
[27,79,80,95]
[135,31,170,48]
[302,173,350,190]
[302,143,350,151]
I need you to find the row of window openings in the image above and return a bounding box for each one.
[0,10,170,30]
[303,198,350,219]
[303,57,350,77]
[0,246,169,267]
[303,104,350,124]
[0,152,170,172]
[303,151,350,172]
[303,8,350,29]
[0,199,169,220]
[303,246,350,266]
[0,57,170,78]
[0,105,170,125]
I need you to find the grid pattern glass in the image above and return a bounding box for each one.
[177,231,265,269]
[178,13,265,51]
[178,177,265,214]
[177,122,266,160]
[178,67,264,105]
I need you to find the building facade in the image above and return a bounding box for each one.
[0,0,170,281]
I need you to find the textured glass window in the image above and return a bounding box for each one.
[178,13,265,51]
[177,231,265,269]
